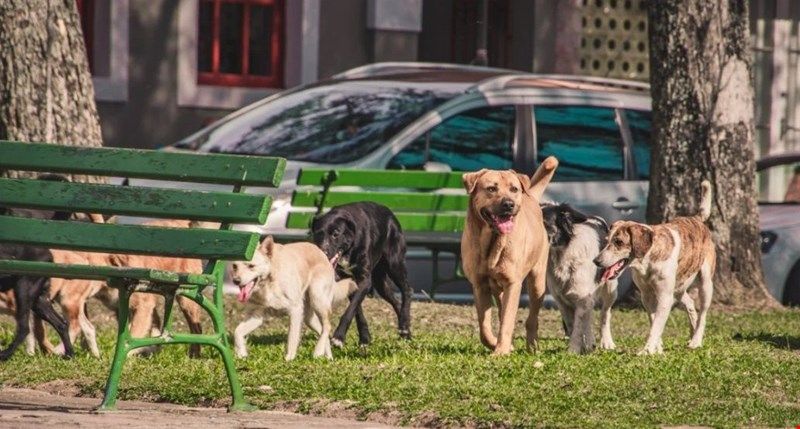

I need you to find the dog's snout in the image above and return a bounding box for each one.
[500,199,515,211]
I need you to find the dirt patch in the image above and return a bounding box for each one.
[0,387,402,428]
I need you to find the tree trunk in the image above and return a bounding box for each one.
[0,0,104,183]
[647,1,777,307]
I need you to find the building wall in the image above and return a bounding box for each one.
[317,0,371,78]
[97,0,228,149]
[418,0,535,71]
[317,0,421,78]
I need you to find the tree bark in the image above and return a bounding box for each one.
[0,0,104,183]
[648,1,777,307]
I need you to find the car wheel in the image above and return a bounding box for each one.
[782,261,800,306]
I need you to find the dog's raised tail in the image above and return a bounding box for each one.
[333,278,358,304]
[700,180,712,221]
[528,156,559,200]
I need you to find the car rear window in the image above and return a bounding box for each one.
[182,81,461,163]
[534,105,624,181]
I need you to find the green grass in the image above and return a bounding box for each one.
[2,298,800,427]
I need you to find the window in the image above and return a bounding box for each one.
[197,0,284,88]
[179,81,458,163]
[534,105,624,181]
[626,109,652,179]
[387,106,515,171]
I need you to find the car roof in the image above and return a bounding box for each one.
[329,62,650,96]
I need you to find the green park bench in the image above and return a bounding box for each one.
[0,140,285,412]
[284,168,470,298]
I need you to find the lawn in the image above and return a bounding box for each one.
[1,297,800,427]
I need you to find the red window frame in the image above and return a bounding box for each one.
[198,0,284,88]
[75,0,95,74]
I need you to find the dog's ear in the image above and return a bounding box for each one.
[630,224,653,259]
[462,169,487,194]
[516,173,532,195]
[259,235,275,257]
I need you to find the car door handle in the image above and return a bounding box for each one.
[612,198,640,211]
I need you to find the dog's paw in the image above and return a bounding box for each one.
[491,346,513,357]
[637,346,663,356]
[235,349,248,359]
[599,339,616,351]
[687,339,703,349]
[0,350,12,361]
[284,353,297,362]
[331,337,344,348]
[398,329,412,340]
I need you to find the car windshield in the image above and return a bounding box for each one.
[758,162,800,204]
[177,80,462,163]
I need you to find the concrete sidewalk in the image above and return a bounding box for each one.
[0,388,396,428]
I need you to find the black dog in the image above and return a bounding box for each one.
[0,246,74,360]
[311,202,412,347]
[0,174,75,360]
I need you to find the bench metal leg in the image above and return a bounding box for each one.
[96,284,132,412]
[215,340,255,412]
[197,288,255,412]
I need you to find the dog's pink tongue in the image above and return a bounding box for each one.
[237,282,254,303]
[601,260,624,282]
[495,217,514,234]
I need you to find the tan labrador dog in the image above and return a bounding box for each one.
[461,157,559,355]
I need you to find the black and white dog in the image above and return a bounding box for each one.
[541,203,617,353]
[311,202,412,347]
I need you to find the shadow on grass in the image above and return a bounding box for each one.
[732,332,800,350]
[248,333,288,346]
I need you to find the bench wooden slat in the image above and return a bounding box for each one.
[0,260,216,286]
[0,216,258,260]
[0,179,271,224]
[0,141,285,186]
[291,189,468,211]
[286,211,465,233]
[297,168,465,189]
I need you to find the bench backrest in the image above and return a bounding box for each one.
[0,141,285,263]
[287,168,469,233]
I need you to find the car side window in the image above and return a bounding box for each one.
[387,106,515,171]
[626,109,652,180]
[534,105,624,181]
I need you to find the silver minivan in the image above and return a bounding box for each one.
[159,62,797,302]
[171,63,652,236]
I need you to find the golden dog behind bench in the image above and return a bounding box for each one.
[31,219,206,357]
[460,157,558,355]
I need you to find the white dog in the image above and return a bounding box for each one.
[231,236,356,361]
[541,203,618,353]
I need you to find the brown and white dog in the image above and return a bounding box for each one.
[594,181,716,355]
[460,157,558,356]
